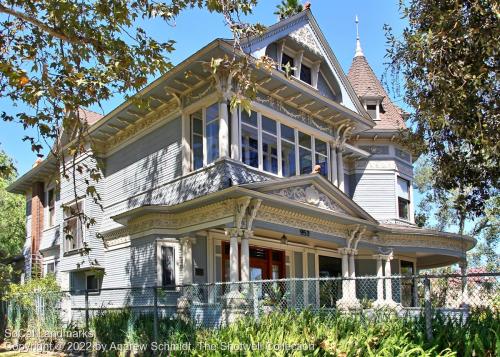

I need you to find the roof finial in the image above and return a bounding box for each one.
[355,15,364,57]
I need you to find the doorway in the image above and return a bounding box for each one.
[222,243,285,282]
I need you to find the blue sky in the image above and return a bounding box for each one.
[0,0,406,175]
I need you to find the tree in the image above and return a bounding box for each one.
[0,0,265,242]
[0,149,26,285]
[414,157,499,271]
[274,0,304,20]
[386,0,499,220]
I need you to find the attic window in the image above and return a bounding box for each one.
[281,53,294,74]
[300,64,312,85]
[366,104,377,119]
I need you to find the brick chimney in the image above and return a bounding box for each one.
[30,181,44,277]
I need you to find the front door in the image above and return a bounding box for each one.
[401,260,415,307]
[222,243,285,282]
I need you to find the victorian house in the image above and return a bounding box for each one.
[9,10,474,312]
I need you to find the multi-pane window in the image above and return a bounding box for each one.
[45,261,56,276]
[63,202,83,252]
[189,103,220,170]
[261,116,278,174]
[315,138,328,178]
[241,110,259,168]
[206,103,219,164]
[298,132,312,174]
[281,124,296,177]
[191,110,203,170]
[48,188,55,227]
[300,64,312,85]
[161,246,176,289]
[397,177,411,220]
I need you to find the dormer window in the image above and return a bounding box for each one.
[300,63,312,85]
[281,53,294,73]
[366,104,377,119]
[364,100,381,120]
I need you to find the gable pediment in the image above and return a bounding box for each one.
[243,10,366,115]
[270,184,347,214]
[242,175,378,224]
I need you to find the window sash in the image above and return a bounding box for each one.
[161,246,176,289]
[397,177,410,199]
[64,202,83,252]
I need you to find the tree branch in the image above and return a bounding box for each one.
[0,4,82,45]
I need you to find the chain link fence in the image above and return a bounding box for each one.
[2,272,499,345]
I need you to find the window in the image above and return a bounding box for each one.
[47,189,55,227]
[241,110,259,168]
[281,53,294,73]
[298,132,312,174]
[281,124,296,177]
[261,116,278,174]
[86,274,100,293]
[315,138,329,178]
[300,64,312,85]
[397,177,410,220]
[63,201,83,252]
[366,103,378,119]
[45,261,56,276]
[191,110,203,170]
[205,103,220,164]
[161,246,176,288]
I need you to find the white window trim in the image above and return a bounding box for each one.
[62,199,86,253]
[365,100,381,121]
[43,256,57,277]
[44,185,57,230]
[156,240,182,290]
[395,174,413,222]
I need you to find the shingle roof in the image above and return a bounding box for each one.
[78,108,104,126]
[347,55,406,131]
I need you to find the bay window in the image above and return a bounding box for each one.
[261,116,278,174]
[189,103,220,170]
[191,110,203,170]
[281,124,296,177]
[298,131,312,174]
[397,177,411,220]
[315,138,329,178]
[206,103,219,164]
[241,110,259,168]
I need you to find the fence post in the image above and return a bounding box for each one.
[85,290,89,332]
[153,286,158,347]
[424,276,433,341]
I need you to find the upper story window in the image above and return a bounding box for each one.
[190,103,220,171]
[240,110,329,179]
[63,201,83,252]
[280,124,296,177]
[281,53,294,73]
[47,188,55,227]
[300,63,312,85]
[397,177,411,220]
[366,104,377,119]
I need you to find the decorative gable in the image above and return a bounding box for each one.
[288,24,322,56]
[271,184,347,214]
[243,10,366,115]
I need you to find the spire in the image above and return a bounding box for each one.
[355,15,364,57]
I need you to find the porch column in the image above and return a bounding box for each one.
[219,99,229,158]
[459,259,469,307]
[337,147,345,192]
[227,229,240,290]
[349,249,357,299]
[181,237,194,285]
[240,230,251,282]
[339,248,350,298]
[230,106,240,160]
[384,254,394,304]
[373,254,384,305]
